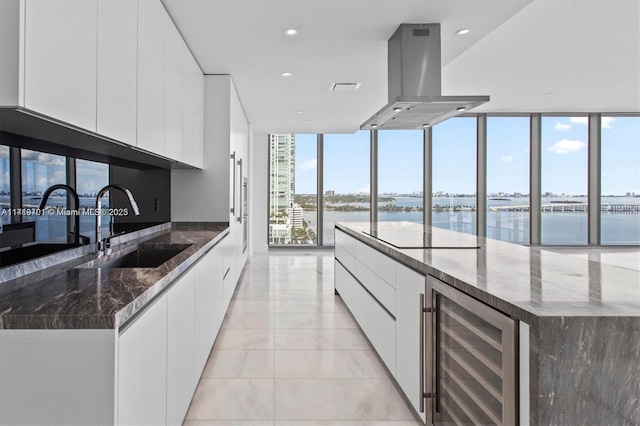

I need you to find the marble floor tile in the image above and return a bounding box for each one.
[274,312,358,329]
[275,328,371,350]
[274,422,422,426]
[185,420,274,426]
[222,311,274,329]
[202,350,274,378]
[232,288,277,301]
[274,379,416,421]
[274,350,387,379]
[227,300,275,313]
[214,328,274,350]
[274,300,348,313]
[186,379,274,420]
[184,251,421,425]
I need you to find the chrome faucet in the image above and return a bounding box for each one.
[95,185,140,256]
[39,184,87,246]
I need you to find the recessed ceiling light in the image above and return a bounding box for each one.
[456,28,471,35]
[393,107,403,112]
[297,110,303,114]
[281,72,293,77]
[422,124,431,128]
[284,28,299,37]
[456,106,467,112]
[371,124,378,129]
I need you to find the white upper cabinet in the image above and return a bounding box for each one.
[182,49,204,168]
[0,0,204,166]
[137,0,166,156]
[163,16,184,162]
[97,0,137,145]
[24,0,98,131]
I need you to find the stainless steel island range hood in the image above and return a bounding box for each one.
[361,23,489,130]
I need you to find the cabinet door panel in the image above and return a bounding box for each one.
[182,49,204,168]
[195,247,224,376]
[395,263,427,423]
[97,0,137,145]
[137,0,165,154]
[163,17,183,161]
[355,240,395,287]
[335,260,395,374]
[118,295,167,426]
[167,269,196,426]
[24,0,97,131]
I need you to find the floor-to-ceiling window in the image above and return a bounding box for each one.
[487,117,530,244]
[21,149,67,242]
[268,113,639,248]
[268,133,317,245]
[323,131,370,245]
[541,116,589,244]
[601,116,640,244]
[378,130,424,224]
[432,117,477,235]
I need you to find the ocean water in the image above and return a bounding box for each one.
[311,196,640,245]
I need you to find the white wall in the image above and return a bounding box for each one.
[250,131,268,253]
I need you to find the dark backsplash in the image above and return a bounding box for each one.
[110,165,171,225]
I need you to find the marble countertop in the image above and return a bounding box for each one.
[336,222,640,323]
[0,223,229,330]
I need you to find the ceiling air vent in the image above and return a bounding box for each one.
[413,28,430,37]
[328,82,361,92]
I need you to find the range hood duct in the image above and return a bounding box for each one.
[360,23,489,130]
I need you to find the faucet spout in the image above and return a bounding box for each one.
[95,185,141,256]
[39,184,81,246]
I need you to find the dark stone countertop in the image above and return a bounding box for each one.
[335,221,640,323]
[0,222,229,330]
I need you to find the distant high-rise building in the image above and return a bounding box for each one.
[290,203,304,229]
[325,190,335,196]
[269,134,295,216]
[269,134,296,243]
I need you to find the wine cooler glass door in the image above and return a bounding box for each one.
[426,277,517,425]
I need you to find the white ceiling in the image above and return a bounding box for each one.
[162,0,640,134]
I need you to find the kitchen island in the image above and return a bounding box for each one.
[0,222,241,426]
[334,221,639,425]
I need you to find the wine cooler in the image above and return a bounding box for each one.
[424,276,518,425]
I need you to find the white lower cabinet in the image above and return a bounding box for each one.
[0,235,238,426]
[118,294,168,426]
[194,245,224,376]
[117,237,230,426]
[167,269,196,426]
[395,263,427,423]
[334,260,395,374]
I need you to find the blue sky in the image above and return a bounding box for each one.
[292,116,639,196]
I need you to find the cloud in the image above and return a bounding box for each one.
[297,158,317,170]
[568,116,616,129]
[548,139,586,154]
[569,117,588,125]
[525,148,530,154]
[21,151,65,167]
[500,155,514,162]
[554,123,571,131]
[601,117,616,129]
[359,184,370,194]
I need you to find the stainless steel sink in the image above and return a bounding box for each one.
[78,243,192,269]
